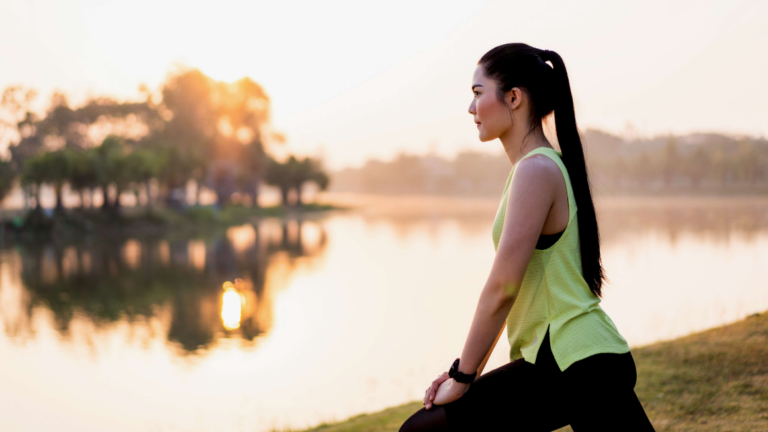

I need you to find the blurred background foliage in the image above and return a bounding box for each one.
[0,69,330,227]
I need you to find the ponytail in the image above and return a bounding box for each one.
[539,49,604,297]
[480,44,605,297]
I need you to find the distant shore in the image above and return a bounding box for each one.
[282,311,768,432]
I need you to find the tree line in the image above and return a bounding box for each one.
[329,130,768,196]
[0,69,329,219]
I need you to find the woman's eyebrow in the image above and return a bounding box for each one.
[472,84,483,90]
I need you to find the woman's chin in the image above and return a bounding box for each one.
[477,133,494,142]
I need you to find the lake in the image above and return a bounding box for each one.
[1,194,767,432]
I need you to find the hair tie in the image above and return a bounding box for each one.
[538,50,555,70]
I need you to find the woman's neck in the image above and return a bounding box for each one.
[499,124,553,167]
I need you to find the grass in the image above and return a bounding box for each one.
[285,312,768,432]
[635,311,768,431]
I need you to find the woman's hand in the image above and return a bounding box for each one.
[423,372,449,410]
[431,378,470,407]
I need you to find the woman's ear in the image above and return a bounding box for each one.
[507,87,522,110]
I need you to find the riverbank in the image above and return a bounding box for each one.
[287,311,768,432]
[1,202,345,241]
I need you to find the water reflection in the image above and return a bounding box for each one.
[596,196,768,245]
[1,197,767,432]
[343,194,768,246]
[3,217,327,354]
[221,280,244,330]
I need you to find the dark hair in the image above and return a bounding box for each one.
[479,43,605,297]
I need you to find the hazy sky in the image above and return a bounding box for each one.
[2,0,767,168]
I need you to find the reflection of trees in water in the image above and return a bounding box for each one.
[362,214,492,242]
[8,217,327,354]
[356,197,768,246]
[596,198,768,246]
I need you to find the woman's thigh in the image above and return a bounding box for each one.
[564,352,655,432]
[401,359,569,432]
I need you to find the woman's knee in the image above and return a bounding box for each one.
[399,406,451,432]
[399,410,420,432]
[399,408,424,432]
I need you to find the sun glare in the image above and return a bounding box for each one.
[221,282,244,331]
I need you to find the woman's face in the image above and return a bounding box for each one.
[468,65,515,142]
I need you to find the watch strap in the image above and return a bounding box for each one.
[448,358,477,384]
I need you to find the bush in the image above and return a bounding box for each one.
[185,206,219,223]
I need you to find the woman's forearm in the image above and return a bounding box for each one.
[457,281,516,375]
[475,323,506,377]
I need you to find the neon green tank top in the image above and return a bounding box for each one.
[493,147,629,371]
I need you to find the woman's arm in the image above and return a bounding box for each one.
[432,155,560,405]
[475,323,505,377]
[425,324,504,409]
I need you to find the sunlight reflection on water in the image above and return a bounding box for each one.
[221,281,245,331]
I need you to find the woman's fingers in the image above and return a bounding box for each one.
[423,372,450,410]
[430,372,449,400]
[426,384,437,409]
[426,372,449,409]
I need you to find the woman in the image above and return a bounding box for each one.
[399,44,655,431]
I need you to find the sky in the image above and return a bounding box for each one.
[1,0,767,169]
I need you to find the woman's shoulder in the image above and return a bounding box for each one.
[511,152,564,190]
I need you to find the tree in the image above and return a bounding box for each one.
[264,157,293,206]
[156,70,276,207]
[686,147,709,188]
[1,86,40,173]
[91,136,125,212]
[20,155,48,211]
[39,150,73,214]
[288,156,329,206]
[0,160,15,205]
[240,138,267,207]
[125,149,165,210]
[662,137,679,188]
[155,69,216,204]
[264,156,329,207]
[68,150,98,208]
[2,70,280,215]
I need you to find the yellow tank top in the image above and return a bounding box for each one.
[493,147,629,371]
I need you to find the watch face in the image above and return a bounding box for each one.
[449,358,459,376]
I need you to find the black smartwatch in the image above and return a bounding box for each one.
[448,358,477,384]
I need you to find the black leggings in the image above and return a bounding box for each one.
[400,330,655,431]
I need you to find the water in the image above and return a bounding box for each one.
[1,195,767,432]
